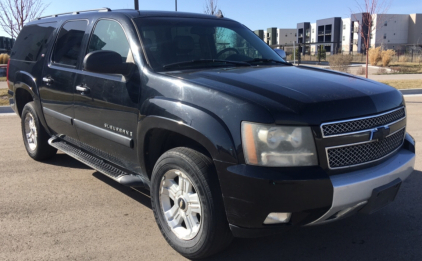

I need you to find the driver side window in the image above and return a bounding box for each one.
[88,20,133,63]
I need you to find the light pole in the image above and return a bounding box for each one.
[175,0,177,11]
[134,0,139,10]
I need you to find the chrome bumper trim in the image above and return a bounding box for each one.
[308,147,415,226]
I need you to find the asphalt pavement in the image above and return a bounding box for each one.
[0,97,421,261]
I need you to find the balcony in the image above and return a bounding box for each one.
[318,31,324,35]
[325,30,332,35]
[298,33,303,37]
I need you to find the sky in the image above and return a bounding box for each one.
[1,0,421,37]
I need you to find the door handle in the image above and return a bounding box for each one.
[76,85,90,93]
[42,77,53,83]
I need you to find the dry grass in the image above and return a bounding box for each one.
[379,80,422,89]
[0,88,9,106]
[328,54,353,72]
[381,49,395,67]
[369,47,382,66]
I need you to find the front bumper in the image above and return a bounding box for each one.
[308,146,415,225]
[216,134,415,238]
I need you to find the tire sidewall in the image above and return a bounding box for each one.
[151,152,214,255]
[21,102,41,158]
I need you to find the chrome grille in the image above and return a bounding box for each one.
[327,128,405,169]
[322,107,405,137]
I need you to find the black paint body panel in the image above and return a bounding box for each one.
[8,10,408,234]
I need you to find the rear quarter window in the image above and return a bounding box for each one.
[10,22,56,62]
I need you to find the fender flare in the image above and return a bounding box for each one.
[13,71,49,133]
[137,97,238,174]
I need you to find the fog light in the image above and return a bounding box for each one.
[263,212,291,224]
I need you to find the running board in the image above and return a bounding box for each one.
[48,137,147,187]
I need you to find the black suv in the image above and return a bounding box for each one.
[7,8,416,259]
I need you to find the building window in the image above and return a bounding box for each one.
[342,36,345,41]
[312,38,314,42]
[384,21,387,26]
[312,28,314,33]
[383,33,387,39]
[343,24,346,30]
[285,34,287,37]
[295,33,297,37]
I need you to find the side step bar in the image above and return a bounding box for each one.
[48,137,147,188]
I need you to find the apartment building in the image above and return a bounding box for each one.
[0,36,14,51]
[254,13,421,55]
[298,13,422,54]
[254,27,296,52]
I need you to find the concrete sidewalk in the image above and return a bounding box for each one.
[368,74,422,81]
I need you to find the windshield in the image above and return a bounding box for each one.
[134,17,286,71]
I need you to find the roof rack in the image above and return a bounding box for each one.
[36,7,111,20]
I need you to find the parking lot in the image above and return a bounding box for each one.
[0,95,421,261]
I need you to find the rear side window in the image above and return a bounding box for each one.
[52,20,88,67]
[10,22,56,62]
[87,20,131,62]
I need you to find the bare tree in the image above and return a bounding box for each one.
[0,0,49,39]
[204,0,220,16]
[351,0,390,78]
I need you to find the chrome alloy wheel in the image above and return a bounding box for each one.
[24,112,37,151]
[159,169,202,240]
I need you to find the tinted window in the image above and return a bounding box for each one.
[88,20,131,62]
[11,22,56,62]
[52,20,87,66]
[135,17,283,71]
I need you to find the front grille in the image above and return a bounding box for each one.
[322,107,405,137]
[327,128,405,169]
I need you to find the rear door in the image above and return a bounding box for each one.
[73,19,141,171]
[40,20,88,141]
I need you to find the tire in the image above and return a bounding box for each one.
[151,147,233,259]
[21,102,57,161]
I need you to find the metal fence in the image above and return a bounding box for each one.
[281,49,422,64]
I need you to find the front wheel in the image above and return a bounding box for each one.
[151,147,233,259]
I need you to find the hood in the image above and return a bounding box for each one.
[168,66,404,125]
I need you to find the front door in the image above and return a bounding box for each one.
[73,19,141,172]
[40,20,89,141]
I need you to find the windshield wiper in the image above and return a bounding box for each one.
[246,58,291,65]
[162,59,251,69]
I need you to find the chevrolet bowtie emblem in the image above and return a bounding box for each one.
[370,126,390,141]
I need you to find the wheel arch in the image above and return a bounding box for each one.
[137,97,238,179]
[12,71,50,134]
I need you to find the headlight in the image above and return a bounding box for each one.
[241,122,318,167]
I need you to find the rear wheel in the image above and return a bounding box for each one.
[21,102,57,161]
[151,147,233,259]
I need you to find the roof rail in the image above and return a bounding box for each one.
[36,7,111,20]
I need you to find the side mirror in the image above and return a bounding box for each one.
[273,48,287,60]
[83,50,132,75]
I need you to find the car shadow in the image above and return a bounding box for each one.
[42,153,91,170]
[205,169,422,261]
[92,171,152,209]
